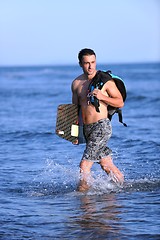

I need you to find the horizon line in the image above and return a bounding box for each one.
[0,60,160,68]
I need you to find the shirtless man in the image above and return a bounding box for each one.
[71,48,124,191]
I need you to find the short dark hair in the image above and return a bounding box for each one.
[78,48,96,64]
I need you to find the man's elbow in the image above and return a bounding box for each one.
[72,97,78,105]
[118,101,124,108]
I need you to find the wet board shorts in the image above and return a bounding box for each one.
[82,118,112,162]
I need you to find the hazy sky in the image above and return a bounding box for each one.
[0,0,159,66]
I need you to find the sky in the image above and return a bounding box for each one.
[0,0,160,66]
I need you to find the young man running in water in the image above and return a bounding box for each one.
[71,48,124,191]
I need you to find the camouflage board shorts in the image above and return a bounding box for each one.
[82,118,112,162]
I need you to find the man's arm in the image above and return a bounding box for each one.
[71,80,79,105]
[92,80,124,108]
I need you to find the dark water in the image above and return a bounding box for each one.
[0,63,160,239]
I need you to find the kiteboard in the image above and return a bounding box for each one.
[55,104,85,144]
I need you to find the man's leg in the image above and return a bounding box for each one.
[100,155,124,185]
[77,159,94,192]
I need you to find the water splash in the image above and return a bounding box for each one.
[28,158,80,196]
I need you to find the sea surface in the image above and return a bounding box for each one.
[0,63,160,240]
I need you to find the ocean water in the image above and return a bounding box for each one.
[0,63,159,240]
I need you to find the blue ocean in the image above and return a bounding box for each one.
[0,63,160,239]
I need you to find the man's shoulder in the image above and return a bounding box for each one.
[103,79,117,89]
[72,74,85,84]
[75,74,85,80]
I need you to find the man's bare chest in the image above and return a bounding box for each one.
[77,80,91,99]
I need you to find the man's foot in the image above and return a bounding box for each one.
[77,180,90,192]
[108,170,124,186]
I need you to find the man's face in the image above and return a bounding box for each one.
[80,54,96,76]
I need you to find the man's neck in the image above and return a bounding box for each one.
[84,71,97,81]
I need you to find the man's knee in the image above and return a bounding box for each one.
[79,160,93,173]
[100,156,113,173]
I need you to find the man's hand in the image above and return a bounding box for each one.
[91,89,105,101]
